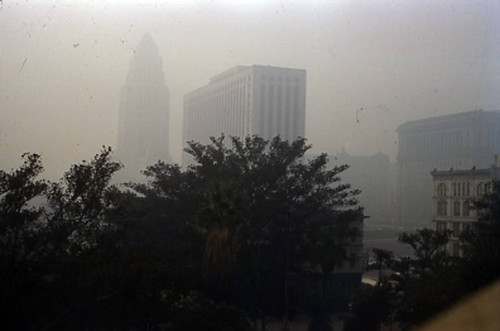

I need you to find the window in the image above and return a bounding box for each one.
[485,183,491,194]
[466,183,470,196]
[436,221,447,232]
[452,243,460,257]
[437,183,447,196]
[477,182,484,196]
[453,222,460,237]
[437,201,447,216]
[453,183,457,196]
[453,201,460,216]
[462,201,470,216]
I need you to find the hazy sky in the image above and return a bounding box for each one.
[1,0,499,179]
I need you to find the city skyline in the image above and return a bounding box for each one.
[1,2,499,329]
[1,1,499,179]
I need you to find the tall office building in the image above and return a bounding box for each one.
[183,65,306,165]
[117,33,170,179]
[397,110,500,227]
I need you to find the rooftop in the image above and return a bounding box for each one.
[397,110,500,133]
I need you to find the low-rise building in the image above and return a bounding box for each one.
[431,161,500,256]
[397,110,500,228]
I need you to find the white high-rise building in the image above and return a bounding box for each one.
[183,65,306,165]
[117,33,170,179]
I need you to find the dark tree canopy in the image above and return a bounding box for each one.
[347,179,500,331]
[460,179,500,292]
[0,137,364,330]
[135,135,363,327]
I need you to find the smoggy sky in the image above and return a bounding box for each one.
[1,0,499,179]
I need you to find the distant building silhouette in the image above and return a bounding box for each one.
[334,149,397,225]
[183,65,306,166]
[397,110,500,227]
[117,33,170,179]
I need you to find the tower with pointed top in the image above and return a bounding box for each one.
[117,33,170,179]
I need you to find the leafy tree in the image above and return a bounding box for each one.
[37,147,126,329]
[389,229,456,331]
[0,148,125,329]
[0,137,362,330]
[183,135,361,328]
[398,229,449,274]
[345,182,500,331]
[166,291,253,331]
[460,179,500,292]
[0,153,47,329]
[199,180,243,293]
[343,282,394,331]
[370,248,393,286]
[343,248,394,331]
[345,229,457,331]
[0,153,47,261]
[125,161,206,293]
[45,146,122,254]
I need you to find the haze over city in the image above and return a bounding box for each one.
[1,0,499,179]
[3,1,500,330]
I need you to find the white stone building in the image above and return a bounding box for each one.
[183,65,306,166]
[431,162,500,256]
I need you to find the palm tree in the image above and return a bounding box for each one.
[199,180,244,291]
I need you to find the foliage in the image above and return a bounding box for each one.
[0,153,47,261]
[460,179,500,292]
[345,228,460,331]
[391,229,457,330]
[343,282,394,331]
[166,291,253,331]
[369,248,393,286]
[139,135,363,328]
[0,153,48,329]
[346,175,500,331]
[0,136,363,330]
[397,229,450,274]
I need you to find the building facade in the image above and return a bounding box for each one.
[333,149,397,225]
[183,65,306,165]
[397,110,500,227]
[117,33,170,179]
[431,163,499,256]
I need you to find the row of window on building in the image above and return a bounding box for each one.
[437,182,491,197]
[435,220,470,238]
[436,200,472,217]
[403,129,500,156]
[261,75,300,83]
